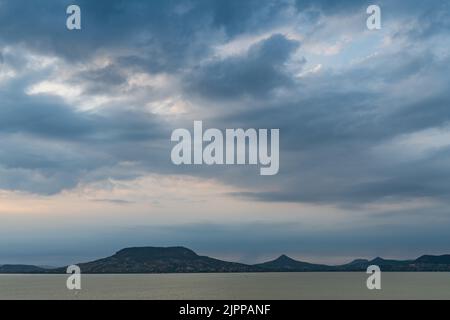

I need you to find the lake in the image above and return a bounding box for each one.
[1,272,449,300]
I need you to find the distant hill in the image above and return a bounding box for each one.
[335,259,370,271]
[0,264,47,273]
[415,254,450,264]
[3,247,450,273]
[55,247,258,273]
[411,255,450,271]
[254,254,332,271]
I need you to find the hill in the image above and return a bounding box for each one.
[3,247,450,273]
[59,246,258,273]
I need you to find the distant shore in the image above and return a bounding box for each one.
[2,246,450,274]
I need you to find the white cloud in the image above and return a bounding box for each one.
[372,125,450,162]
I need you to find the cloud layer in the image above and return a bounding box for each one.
[1,0,450,200]
[1,0,450,263]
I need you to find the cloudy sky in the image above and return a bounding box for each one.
[0,0,450,266]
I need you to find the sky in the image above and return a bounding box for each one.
[0,0,450,266]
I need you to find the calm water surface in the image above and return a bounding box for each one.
[1,273,450,300]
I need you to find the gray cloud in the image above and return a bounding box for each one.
[209,49,450,205]
[187,34,302,100]
[0,70,171,193]
[0,0,449,206]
